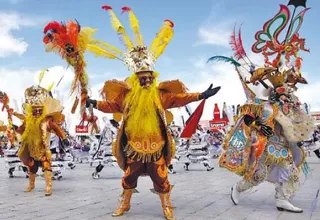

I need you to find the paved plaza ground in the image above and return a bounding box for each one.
[0,156,319,220]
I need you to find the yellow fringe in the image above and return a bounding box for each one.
[124,145,163,163]
[238,104,263,118]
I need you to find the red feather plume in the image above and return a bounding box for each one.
[102,5,112,10]
[229,24,244,61]
[43,21,65,34]
[164,19,174,27]
[121,6,131,12]
[237,25,248,58]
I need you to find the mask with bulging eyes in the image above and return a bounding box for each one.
[32,107,43,118]
[138,75,154,87]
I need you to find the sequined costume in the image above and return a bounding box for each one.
[207,3,314,213]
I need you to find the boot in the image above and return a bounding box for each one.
[44,171,52,196]
[184,163,189,171]
[159,192,175,220]
[112,189,133,217]
[275,182,303,213]
[25,173,36,192]
[204,163,214,171]
[168,165,176,174]
[230,184,240,205]
[231,180,255,205]
[276,199,303,213]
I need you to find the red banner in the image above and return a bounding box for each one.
[75,125,88,134]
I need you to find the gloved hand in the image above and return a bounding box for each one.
[62,139,70,147]
[258,124,274,137]
[85,98,97,108]
[199,84,221,100]
[244,115,274,137]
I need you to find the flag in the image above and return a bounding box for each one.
[180,99,206,138]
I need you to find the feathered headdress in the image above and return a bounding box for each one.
[0,91,16,146]
[43,20,98,114]
[88,5,175,74]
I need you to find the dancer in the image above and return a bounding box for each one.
[180,127,214,171]
[208,2,313,213]
[90,118,119,179]
[16,85,69,196]
[85,5,221,219]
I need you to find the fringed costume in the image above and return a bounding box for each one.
[16,85,69,196]
[208,2,314,213]
[85,5,220,220]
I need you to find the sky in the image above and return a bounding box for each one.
[0,0,319,131]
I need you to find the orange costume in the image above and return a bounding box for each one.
[17,85,69,196]
[85,5,220,220]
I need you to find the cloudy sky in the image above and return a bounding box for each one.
[0,0,319,131]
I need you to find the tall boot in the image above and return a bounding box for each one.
[44,171,52,196]
[275,182,302,213]
[25,173,36,192]
[159,192,175,220]
[231,180,255,205]
[112,189,133,217]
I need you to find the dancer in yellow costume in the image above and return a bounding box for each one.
[17,85,69,196]
[85,5,221,219]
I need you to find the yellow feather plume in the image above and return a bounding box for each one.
[89,39,124,57]
[107,9,134,50]
[87,44,121,60]
[47,82,55,92]
[150,20,174,59]
[38,69,48,85]
[78,27,97,54]
[128,10,144,46]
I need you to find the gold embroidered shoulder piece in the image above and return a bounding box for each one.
[100,79,130,101]
[158,80,188,94]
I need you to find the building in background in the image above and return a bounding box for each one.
[311,111,320,125]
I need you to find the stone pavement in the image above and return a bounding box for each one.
[0,156,319,220]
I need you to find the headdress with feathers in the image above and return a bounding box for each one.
[88,5,175,74]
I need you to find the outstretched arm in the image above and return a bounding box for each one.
[161,92,200,109]
[161,84,221,109]
[86,93,124,113]
[47,118,67,140]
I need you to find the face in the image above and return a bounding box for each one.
[32,107,43,118]
[137,72,154,89]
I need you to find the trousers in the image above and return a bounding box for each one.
[122,156,170,193]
